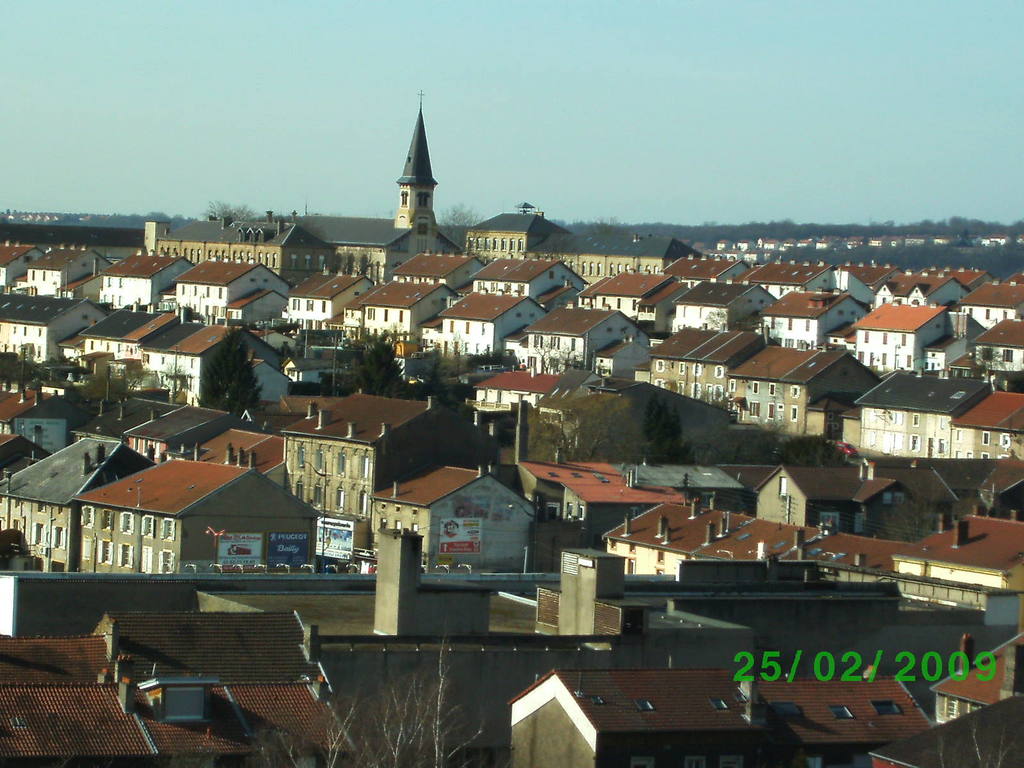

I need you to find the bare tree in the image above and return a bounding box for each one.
[205,201,257,221]
[247,651,481,768]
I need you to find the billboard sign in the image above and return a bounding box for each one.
[438,517,481,554]
[218,532,264,566]
[318,518,354,560]
[267,532,309,568]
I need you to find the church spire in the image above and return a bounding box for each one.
[397,107,436,187]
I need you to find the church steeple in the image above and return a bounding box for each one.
[395,106,438,236]
[397,107,436,186]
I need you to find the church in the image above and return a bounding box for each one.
[149,108,461,283]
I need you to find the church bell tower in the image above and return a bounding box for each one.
[395,106,438,247]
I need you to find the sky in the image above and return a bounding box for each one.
[3,0,1022,226]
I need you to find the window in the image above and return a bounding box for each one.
[634,699,655,711]
[751,381,759,394]
[911,435,921,452]
[709,697,728,710]
[142,546,153,572]
[728,379,736,392]
[142,516,155,537]
[100,540,114,564]
[1003,348,1014,363]
[297,445,305,468]
[336,452,346,474]
[829,705,854,719]
[362,455,371,478]
[655,359,665,372]
[770,702,802,716]
[336,488,346,509]
[779,476,788,497]
[32,523,44,545]
[159,550,175,573]
[871,700,902,715]
[1001,433,1012,448]
[982,431,991,446]
[315,449,324,470]
[768,383,776,396]
[715,365,724,378]
[119,512,134,534]
[718,758,743,768]
[912,413,920,427]
[101,510,114,530]
[53,526,66,549]
[119,543,133,568]
[791,385,799,397]
[161,519,175,541]
[790,406,798,422]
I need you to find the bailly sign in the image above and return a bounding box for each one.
[268,531,310,568]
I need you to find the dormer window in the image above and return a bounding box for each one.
[139,678,216,722]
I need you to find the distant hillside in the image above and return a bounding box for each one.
[3,210,194,229]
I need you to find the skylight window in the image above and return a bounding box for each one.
[951,391,966,399]
[871,700,902,715]
[9,716,26,729]
[737,533,751,541]
[808,547,823,556]
[634,699,655,711]
[709,697,728,710]
[589,695,605,705]
[829,705,854,719]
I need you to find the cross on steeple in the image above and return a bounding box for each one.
[417,90,425,109]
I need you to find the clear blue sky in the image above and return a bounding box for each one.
[4,0,1022,225]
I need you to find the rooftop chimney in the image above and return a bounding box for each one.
[623,513,632,536]
[115,654,136,714]
[225,442,235,464]
[960,633,975,675]
[118,401,125,420]
[392,480,399,498]
[705,521,717,545]
[316,409,328,430]
[854,552,867,567]
[307,401,316,419]
[658,515,669,541]
[379,422,390,438]
[347,422,356,438]
[96,444,106,463]
[866,461,875,481]
[955,519,970,548]
[83,452,93,475]
[248,451,255,469]
[236,447,245,466]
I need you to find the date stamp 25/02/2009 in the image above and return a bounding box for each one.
[733,650,996,684]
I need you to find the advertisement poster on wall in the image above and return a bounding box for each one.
[267,532,309,568]
[438,517,481,554]
[218,533,264,565]
[317,518,354,560]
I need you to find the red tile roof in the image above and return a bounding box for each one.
[473,257,564,283]
[932,632,1023,704]
[518,460,684,505]
[961,281,1024,308]
[227,288,279,308]
[0,684,153,758]
[282,393,427,441]
[760,677,927,745]
[952,391,1024,430]
[0,635,106,683]
[198,429,284,474]
[578,273,676,299]
[475,371,560,394]
[651,329,764,363]
[0,245,38,267]
[975,319,1024,348]
[137,685,249,756]
[75,461,248,515]
[837,263,899,289]
[742,261,832,285]
[350,281,450,309]
[176,261,261,285]
[30,248,99,270]
[0,390,48,423]
[122,312,179,341]
[879,272,961,298]
[853,303,946,331]
[169,325,232,355]
[226,683,332,751]
[898,515,1024,572]
[528,669,927,746]
[524,307,623,336]
[664,256,746,279]
[438,293,537,321]
[392,253,478,277]
[729,348,850,383]
[290,272,366,299]
[95,611,318,683]
[760,291,857,318]
[373,465,479,505]
[102,254,188,278]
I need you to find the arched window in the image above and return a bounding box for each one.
[401,191,409,207]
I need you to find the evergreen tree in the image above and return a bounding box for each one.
[354,335,406,397]
[199,328,261,415]
[642,397,690,463]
